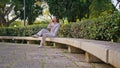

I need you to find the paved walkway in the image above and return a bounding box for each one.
[0,42,113,68]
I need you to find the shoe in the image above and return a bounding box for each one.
[32,34,39,38]
[38,45,42,48]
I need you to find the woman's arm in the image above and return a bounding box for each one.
[47,23,53,28]
[53,23,60,36]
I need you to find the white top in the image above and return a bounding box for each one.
[47,23,60,36]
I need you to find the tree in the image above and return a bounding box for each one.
[45,0,115,22]
[0,0,43,27]
[0,0,19,26]
[45,0,91,22]
[89,0,114,18]
[18,0,43,25]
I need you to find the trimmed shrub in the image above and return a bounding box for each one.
[0,24,47,36]
[58,12,120,42]
[59,24,72,37]
[94,12,120,42]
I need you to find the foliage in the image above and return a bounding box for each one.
[45,0,114,22]
[59,24,72,37]
[33,21,41,25]
[0,0,43,26]
[9,21,23,27]
[94,11,120,42]
[20,0,43,25]
[89,0,114,18]
[45,0,91,22]
[0,0,115,27]
[0,0,18,26]
[59,12,120,42]
[33,20,49,25]
[12,0,43,25]
[0,24,47,36]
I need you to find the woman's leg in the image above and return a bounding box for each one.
[39,33,53,47]
[33,29,49,38]
[37,29,49,36]
[39,36,46,47]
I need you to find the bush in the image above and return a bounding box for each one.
[0,24,47,36]
[59,24,72,37]
[95,12,120,42]
[58,12,120,42]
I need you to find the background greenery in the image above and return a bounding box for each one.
[0,0,43,26]
[0,0,115,26]
[45,0,114,22]
[59,12,120,42]
[0,12,120,42]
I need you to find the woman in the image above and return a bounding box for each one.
[33,16,60,47]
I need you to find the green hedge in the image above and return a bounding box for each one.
[0,24,47,36]
[59,12,120,42]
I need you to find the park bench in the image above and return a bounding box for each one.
[0,36,120,68]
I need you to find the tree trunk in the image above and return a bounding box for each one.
[0,15,7,26]
[7,16,19,26]
[0,14,19,27]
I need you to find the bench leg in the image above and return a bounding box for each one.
[45,41,51,46]
[15,40,19,43]
[53,43,67,48]
[27,40,34,44]
[68,46,85,53]
[85,52,102,63]
[1,39,5,42]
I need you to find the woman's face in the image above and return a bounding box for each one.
[52,16,57,23]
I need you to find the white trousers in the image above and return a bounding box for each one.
[36,29,55,45]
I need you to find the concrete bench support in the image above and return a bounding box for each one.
[53,43,67,48]
[1,39,10,42]
[68,46,85,53]
[14,40,19,43]
[109,49,120,68]
[27,40,34,44]
[45,41,51,46]
[85,52,102,63]
[1,39,5,42]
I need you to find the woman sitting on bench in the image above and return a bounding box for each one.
[33,16,60,47]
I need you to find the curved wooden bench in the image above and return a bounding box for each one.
[0,36,119,68]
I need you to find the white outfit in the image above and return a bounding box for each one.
[37,23,60,37]
[36,23,60,45]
